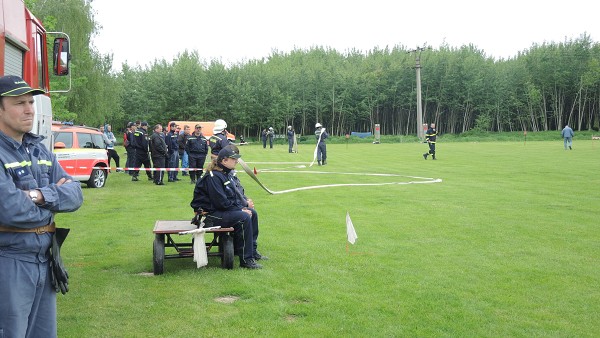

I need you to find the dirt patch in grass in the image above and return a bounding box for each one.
[137,272,154,277]
[215,295,240,304]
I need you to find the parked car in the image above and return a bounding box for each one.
[51,124,109,188]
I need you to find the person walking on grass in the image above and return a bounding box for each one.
[561,124,574,150]
[423,123,437,160]
[0,75,84,338]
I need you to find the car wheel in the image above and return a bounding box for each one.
[87,168,106,188]
[220,233,234,270]
[153,234,165,275]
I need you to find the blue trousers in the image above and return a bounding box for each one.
[564,137,572,149]
[0,256,57,338]
[182,151,189,174]
[208,208,259,262]
[317,143,327,161]
[168,152,180,180]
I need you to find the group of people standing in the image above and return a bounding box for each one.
[123,121,211,185]
[260,125,298,153]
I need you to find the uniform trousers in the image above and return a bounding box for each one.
[207,208,258,262]
[133,151,153,179]
[188,154,207,182]
[0,256,57,338]
[152,156,166,183]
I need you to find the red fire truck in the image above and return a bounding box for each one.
[1,0,70,148]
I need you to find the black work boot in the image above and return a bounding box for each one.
[254,252,269,260]
[240,258,262,269]
[432,154,436,160]
[423,153,428,160]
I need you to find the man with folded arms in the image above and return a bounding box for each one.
[0,75,83,338]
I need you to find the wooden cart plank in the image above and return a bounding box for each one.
[153,220,234,234]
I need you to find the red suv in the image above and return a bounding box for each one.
[52,124,110,188]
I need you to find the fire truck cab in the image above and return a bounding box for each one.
[1,0,70,148]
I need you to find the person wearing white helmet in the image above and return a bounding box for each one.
[209,119,231,160]
[267,127,274,149]
[287,125,295,153]
[315,123,329,165]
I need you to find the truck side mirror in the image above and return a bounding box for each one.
[53,38,70,76]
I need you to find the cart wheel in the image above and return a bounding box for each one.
[153,234,165,275]
[221,234,234,269]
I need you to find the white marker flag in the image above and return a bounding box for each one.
[346,212,358,244]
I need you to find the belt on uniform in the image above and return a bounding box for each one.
[0,222,56,234]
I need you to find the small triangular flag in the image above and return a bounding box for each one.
[346,212,358,244]
[253,167,258,175]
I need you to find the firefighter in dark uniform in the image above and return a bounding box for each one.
[185,124,209,184]
[208,119,231,160]
[190,146,263,269]
[149,124,168,185]
[165,122,180,182]
[124,122,135,175]
[423,123,437,160]
[130,121,153,181]
[315,123,328,165]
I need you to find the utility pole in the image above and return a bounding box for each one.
[410,46,426,140]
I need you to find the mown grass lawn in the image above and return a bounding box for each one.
[56,139,599,337]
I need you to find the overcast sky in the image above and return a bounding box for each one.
[91,0,598,71]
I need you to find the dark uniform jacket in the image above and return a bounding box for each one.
[0,132,83,263]
[208,132,230,156]
[149,132,168,158]
[177,133,188,156]
[190,167,245,213]
[186,134,208,155]
[166,131,179,155]
[131,128,149,152]
[315,129,328,143]
[425,127,437,143]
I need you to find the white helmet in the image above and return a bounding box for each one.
[213,119,227,133]
[269,127,273,131]
[287,125,292,130]
[315,123,322,128]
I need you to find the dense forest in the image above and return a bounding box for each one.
[29,0,600,138]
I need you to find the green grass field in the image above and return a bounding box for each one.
[56,139,600,337]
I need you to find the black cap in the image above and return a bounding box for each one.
[0,75,46,97]
[217,146,241,161]
[141,121,148,127]
[170,122,177,127]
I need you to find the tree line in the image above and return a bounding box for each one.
[30,0,600,138]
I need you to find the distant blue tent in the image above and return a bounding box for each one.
[350,132,372,139]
